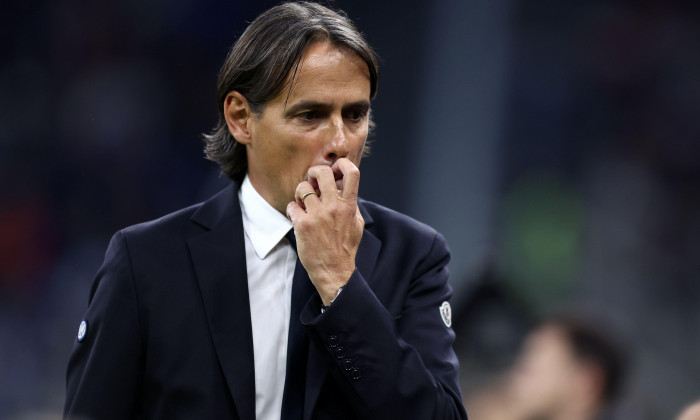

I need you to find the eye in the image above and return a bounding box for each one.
[345,109,367,122]
[297,111,319,121]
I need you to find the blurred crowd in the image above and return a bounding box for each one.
[0,1,268,415]
[1,0,699,418]
[455,1,700,418]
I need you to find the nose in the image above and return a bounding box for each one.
[324,116,350,162]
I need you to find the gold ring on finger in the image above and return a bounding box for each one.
[301,191,316,202]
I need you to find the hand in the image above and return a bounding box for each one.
[286,158,364,305]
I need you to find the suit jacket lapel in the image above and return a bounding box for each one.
[186,186,383,420]
[187,182,256,420]
[303,200,382,419]
[355,201,381,287]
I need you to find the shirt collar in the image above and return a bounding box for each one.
[239,175,293,259]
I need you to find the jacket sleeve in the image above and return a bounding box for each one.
[300,231,467,419]
[64,231,144,420]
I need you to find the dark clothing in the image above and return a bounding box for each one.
[64,181,467,419]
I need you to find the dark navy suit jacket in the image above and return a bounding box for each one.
[64,181,467,419]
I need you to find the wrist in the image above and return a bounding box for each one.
[315,266,355,305]
[320,283,346,307]
[321,284,345,312]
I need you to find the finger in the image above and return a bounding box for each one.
[332,158,360,200]
[295,181,319,211]
[286,200,306,224]
[307,165,338,201]
[356,206,365,226]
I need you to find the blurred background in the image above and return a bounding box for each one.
[1,0,699,418]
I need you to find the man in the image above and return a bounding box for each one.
[504,316,625,420]
[464,315,625,420]
[678,401,700,420]
[64,2,466,419]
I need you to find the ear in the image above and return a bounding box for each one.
[223,91,254,145]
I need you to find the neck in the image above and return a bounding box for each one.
[246,173,289,215]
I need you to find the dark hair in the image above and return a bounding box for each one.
[547,316,627,403]
[203,1,380,180]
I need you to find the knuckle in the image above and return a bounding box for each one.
[296,184,313,199]
[327,203,340,217]
[297,217,312,231]
[318,166,332,176]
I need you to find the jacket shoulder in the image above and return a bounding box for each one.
[119,202,204,244]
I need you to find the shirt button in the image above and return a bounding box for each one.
[351,368,361,380]
[344,359,353,371]
[334,347,345,359]
[329,335,338,348]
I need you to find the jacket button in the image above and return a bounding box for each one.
[334,347,345,359]
[344,359,353,371]
[329,335,338,348]
[351,368,361,380]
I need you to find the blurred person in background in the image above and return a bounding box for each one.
[677,401,700,420]
[63,2,466,419]
[466,315,626,420]
[506,316,625,420]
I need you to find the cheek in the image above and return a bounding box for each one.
[269,132,310,168]
[280,139,321,180]
[350,150,364,169]
[350,135,368,161]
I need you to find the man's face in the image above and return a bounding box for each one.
[244,41,371,213]
[507,325,581,418]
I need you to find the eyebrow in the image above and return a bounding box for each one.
[283,100,371,118]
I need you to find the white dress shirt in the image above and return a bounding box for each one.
[239,175,296,420]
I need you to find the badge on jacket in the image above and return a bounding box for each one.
[439,302,452,328]
[77,320,88,342]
